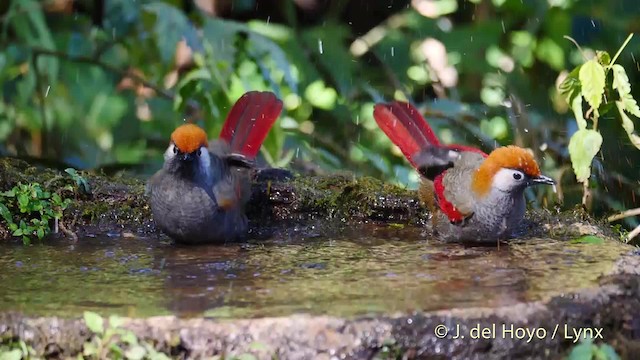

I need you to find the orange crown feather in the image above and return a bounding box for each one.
[471,146,541,196]
[170,124,208,154]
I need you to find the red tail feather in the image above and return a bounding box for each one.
[219,91,283,159]
[373,101,441,168]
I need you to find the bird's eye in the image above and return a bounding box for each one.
[513,172,523,180]
[173,146,179,155]
[196,148,201,156]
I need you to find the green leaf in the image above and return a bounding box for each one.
[108,315,125,329]
[304,80,337,110]
[0,349,24,360]
[124,345,147,360]
[83,311,104,334]
[301,24,355,95]
[248,33,298,94]
[596,50,611,67]
[570,235,605,244]
[616,101,640,150]
[65,168,92,195]
[567,342,596,360]
[17,194,29,208]
[571,95,587,130]
[248,341,269,351]
[568,129,603,183]
[612,64,631,97]
[579,59,606,111]
[620,94,640,118]
[143,3,200,63]
[83,341,98,356]
[201,18,241,86]
[120,331,138,345]
[596,344,621,360]
[236,354,258,360]
[0,189,16,197]
[536,38,565,70]
[0,203,12,223]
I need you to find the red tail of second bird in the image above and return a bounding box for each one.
[219,91,283,159]
[373,101,442,169]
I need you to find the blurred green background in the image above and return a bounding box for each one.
[1,0,639,230]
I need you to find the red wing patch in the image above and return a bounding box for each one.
[433,172,466,223]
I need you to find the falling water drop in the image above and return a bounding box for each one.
[318,40,324,54]
[45,85,51,97]
[391,46,395,57]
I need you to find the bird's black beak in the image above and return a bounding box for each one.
[179,152,196,162]
[530,174,555,186]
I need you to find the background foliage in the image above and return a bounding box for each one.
[1,0,639,233]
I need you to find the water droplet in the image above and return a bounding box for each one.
[45,85,51,97]
[318,39,324,54]
[391,46,395,57]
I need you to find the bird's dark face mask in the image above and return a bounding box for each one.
[164,143,208,179]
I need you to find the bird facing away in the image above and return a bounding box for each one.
[373,101,555,243]
[148,91,283,244]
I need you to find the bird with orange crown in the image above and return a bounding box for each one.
[147,91,283,244]
[373,100,555,242]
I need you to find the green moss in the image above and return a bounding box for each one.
[290,173,423,222]
[0,157,623,241]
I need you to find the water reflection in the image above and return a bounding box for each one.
[0,225,630,319]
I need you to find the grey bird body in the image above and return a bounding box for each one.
[148,140,251,244]
[147,91,283,245]
[372,99,554,243]
[420,148,552,243]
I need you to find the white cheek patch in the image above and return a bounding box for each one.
[164,144,176,161]
[492,168,523,191]
[198,147,212,179]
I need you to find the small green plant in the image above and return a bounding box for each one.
[82,311,171,360]
[566,338,620,360]
[558,33,639,208]
[65,168,92,195]
[0,339,38,360]
[0,182,72,245]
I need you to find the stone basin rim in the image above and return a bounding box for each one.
[1,249,638,360]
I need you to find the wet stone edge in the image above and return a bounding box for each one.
[0,252,639,359]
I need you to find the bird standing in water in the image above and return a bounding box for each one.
[148,91,283,244]
[373,101,555,243]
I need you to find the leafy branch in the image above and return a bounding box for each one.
[558,33,639,208]
[28,46,201,115]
